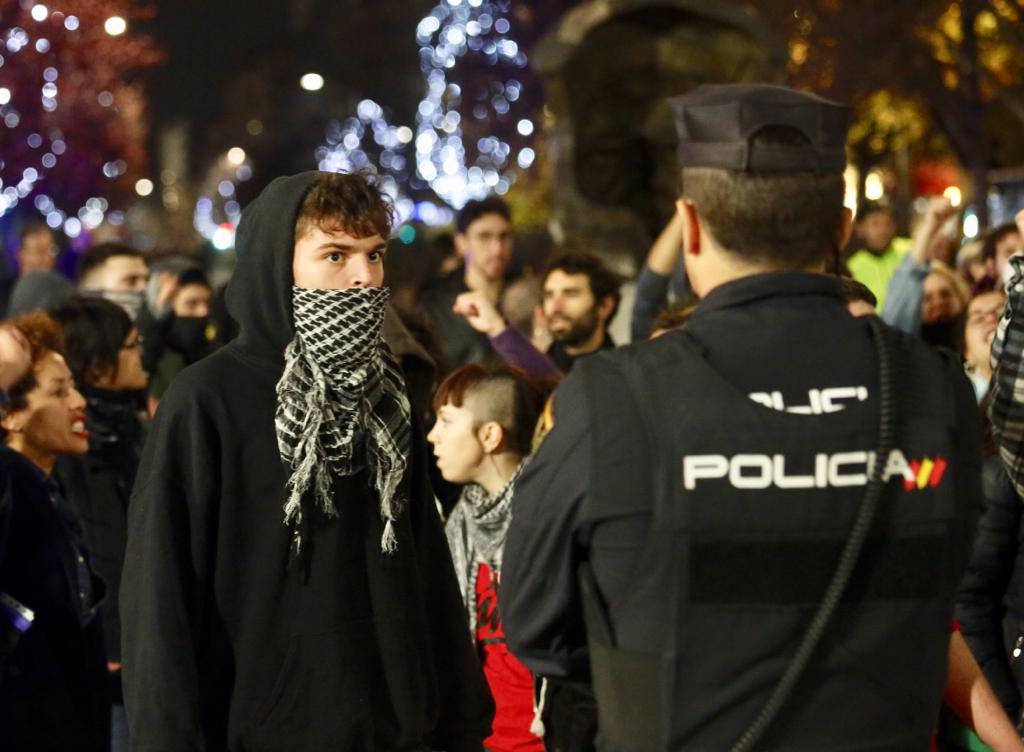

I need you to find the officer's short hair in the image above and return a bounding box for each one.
[432,363,552,457]
[543,251,623,322]
[456,197,510,235]
[682,126,846,269]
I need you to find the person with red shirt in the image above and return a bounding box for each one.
[428,363,552,752]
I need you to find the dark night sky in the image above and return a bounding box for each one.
[142,0,432,176]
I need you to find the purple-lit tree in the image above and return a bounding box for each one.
[0,0,160,233]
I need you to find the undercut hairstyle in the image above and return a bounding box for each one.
[78,242,144,281]
[682,126,846,268]
[456,196,511,234]
[50,296,133,387]
[5,310,65,414]
[294,171,395,242]
[18,219,52,246]
[432,363,553,457]
[544,251,624,322]
[839,276,877,308]
[981,223,1020,261]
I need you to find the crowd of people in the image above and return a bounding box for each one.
[2,82,1024,752]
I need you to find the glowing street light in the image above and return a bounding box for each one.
[943,185,962,207]
[864,171,884,201]
[300,73,324,91]
[135,178,153,197]
[104,16,127,35]
[227,147,246,166]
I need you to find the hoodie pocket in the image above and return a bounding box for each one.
[244,622,377,751]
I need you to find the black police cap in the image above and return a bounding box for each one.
[670,83,850,174]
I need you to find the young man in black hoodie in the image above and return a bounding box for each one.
[120,172,493,751]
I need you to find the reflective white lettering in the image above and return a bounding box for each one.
[773,454,815,489]
[747,386,870,415]
[882,449,914,484]
[815,453,829,488]
[828,451,869,486]
[683,455,729,490]
[679,449,934,491]
[729,454,772,489]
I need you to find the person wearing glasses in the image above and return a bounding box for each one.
[49,296,148,752]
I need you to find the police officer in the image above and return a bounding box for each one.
[500,84,981,751]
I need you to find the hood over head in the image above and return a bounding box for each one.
[226,171,318,364]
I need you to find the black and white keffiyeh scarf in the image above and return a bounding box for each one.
[445,460,527,636]
[275,286,411,555]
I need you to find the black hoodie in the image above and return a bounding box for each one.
[120,172,493,751]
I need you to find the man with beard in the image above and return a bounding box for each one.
[120,171,493,751]
[450,252,621,378]
[541,252,621,373]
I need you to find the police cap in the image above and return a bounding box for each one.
[670,83,850,174]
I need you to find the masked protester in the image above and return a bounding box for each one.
[148,268,220,403]
[76,244,150,323]
[120,171,493,750]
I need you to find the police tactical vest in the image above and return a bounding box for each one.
[578,324,966,752]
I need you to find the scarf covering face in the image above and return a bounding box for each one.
[275,285,412,555]
[445,460,527,636]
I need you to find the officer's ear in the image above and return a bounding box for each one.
[478,420,505,454]
[837,206,853,249]
[676,198,701,256]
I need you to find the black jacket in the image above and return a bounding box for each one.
[55,385,143,663]
[420,270,497,371]
[0,447,110,751]
[120,172,493,752]
[956,455,1024,721]
[503,272,980,751]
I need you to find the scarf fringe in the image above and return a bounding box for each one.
[531,676,548,738]
[381,519,398,554]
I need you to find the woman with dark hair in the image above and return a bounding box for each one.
[0,310,110,751]
[49,295,146,751]
[427,363,552,752]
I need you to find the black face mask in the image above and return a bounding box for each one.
[166,315,216,362]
